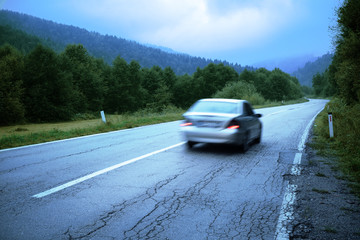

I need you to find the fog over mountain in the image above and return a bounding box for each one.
[252,55,318,74]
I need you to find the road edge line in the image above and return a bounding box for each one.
[274,107,325,239]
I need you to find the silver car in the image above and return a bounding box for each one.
[180,98,262,151]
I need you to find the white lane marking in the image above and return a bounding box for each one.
[275,107,325,240]
[264,109,287,117]
[32,142,185,198]
[291,153,302,176]
[275,184,297,240]
[297,108,323,152]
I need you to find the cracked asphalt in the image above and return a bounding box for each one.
[0,99,328,240]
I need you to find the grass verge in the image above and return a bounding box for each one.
[309,98,360,197]
[0,107,184,150]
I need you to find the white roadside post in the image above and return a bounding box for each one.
[328,112,334,138]
[100,110,106,123]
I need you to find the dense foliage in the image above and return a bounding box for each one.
[312,0,360,102]
[0,39,303,125]
[0,25,43,54]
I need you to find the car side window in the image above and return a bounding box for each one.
[243,103,254,116]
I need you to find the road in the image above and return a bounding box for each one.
[0,99,328,240]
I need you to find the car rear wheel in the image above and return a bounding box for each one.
[187,141,196,148]
[254,131,261,144]
[241,132,249,152]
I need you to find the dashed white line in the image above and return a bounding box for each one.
[265,109,288,117]
[32,142,185,198]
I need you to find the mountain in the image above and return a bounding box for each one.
[252,55,318,74]
[0,24,44,53]
[0,10,253,75]
[144,43,181,54]
[292,53,333,86]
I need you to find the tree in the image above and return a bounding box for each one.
[313,73,327,96]
[239,69,256,84]
[62,44,105,112]
[106,56,130,113]
[0,44,25,124]
[173,74,199,108]
[23,44,74,121]
[128,60,145,110]
[268,69,292,101]
[330,0,360,105]
[141,66,174,111]
[192,63,238,99]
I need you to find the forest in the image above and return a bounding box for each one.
[0,37,303,125]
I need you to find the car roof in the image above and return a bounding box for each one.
[199,98,247,104]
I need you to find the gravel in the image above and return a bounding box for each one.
[290,134,360,240]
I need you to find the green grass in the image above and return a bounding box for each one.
[311,99,360,197]
[312,188,330,194]
[0,108,184,150]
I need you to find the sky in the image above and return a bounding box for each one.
[1,0,343,65]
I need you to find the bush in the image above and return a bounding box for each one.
[213,81,266,105]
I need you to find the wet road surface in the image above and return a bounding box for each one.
[0,99,328,239]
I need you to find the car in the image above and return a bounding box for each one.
[180,98,262,151]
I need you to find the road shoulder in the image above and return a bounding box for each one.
[291,133,360,239]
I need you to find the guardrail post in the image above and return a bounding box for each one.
[328,112,334,138]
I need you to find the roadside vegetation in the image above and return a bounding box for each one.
[0,107,184,149]
[309,0,360,196]
[0,99,307,150]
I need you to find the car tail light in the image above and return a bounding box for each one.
[227,120,240,129]
[180,121,193,127]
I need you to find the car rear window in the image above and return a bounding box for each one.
[190,101,238,114]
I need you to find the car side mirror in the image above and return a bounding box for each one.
[254,113,262,118]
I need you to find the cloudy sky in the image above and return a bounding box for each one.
[1,0,342,65]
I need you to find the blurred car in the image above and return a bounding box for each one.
[180,98,262,151]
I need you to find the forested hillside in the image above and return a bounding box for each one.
[0,10,253,75]
[0,41,303,125]
[292,53,333,86]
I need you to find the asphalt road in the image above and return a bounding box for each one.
[0,99,328,240]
